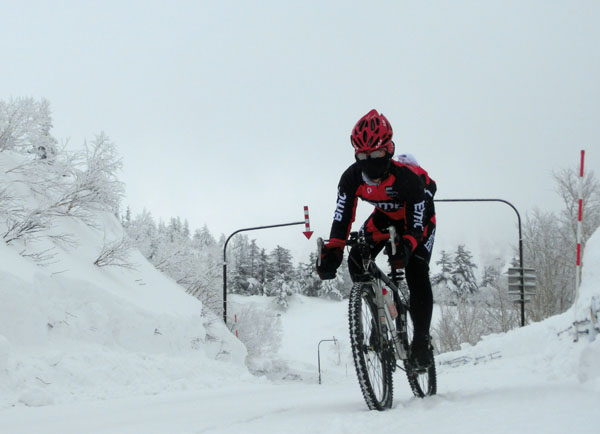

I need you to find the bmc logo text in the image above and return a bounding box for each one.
[366,200,402,212]
[424,227,436,252]
[334,190,347,222]
[413,201,426,229]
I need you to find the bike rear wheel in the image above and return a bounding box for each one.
[348,282,394,410]
[400,305,437,397]
[405,360,437,397]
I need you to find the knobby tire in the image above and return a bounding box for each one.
[397,302,437,398]
[348,282,394,410]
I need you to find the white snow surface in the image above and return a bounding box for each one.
[1,150,599,433]
[0,152,248,410]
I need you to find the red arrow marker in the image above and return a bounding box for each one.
[303,206,313,239]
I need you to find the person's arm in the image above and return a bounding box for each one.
[400,172,427,253]
[316,166,359,279]
[328,167,359,248]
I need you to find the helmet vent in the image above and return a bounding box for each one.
[351,109,393,154]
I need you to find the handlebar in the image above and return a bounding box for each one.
[317,226,398,255]
[346,227,397,247]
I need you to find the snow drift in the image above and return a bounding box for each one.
[0,151,248,408]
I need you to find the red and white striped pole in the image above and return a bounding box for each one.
[575,150,585,291]
[303,206,313,239]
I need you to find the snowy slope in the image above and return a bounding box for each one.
[0,152,248,408]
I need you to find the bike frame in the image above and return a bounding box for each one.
[346,229,411,363]
[359,256,409,362]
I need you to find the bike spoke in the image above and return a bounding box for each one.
[365,352,385,398]
[360,295,387,401]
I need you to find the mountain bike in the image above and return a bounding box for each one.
[318,227,436,410]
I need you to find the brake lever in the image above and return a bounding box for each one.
[388,226,397,256]
[316,237,324,266]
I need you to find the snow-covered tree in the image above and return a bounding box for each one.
[480,265,500,288]
[335,257,353,299]
[123,208,157,258]
[247,240,261,279]
[451,245,479,297]
[554,167,600,253]
[264,245,297,306]
[518,168,600,323]
[124,211,223,314]
[297,252,322,297]
[233,304,282,372]
[435,249,453,274]
[256,248,269,290]
[231,238,264,295]
[432,250,458,302]
[482,267,519,333]
[188,245,222,315]
[193,224,217,249]
[1,99,125,250]
[319,275,345,301]
[267,245,295,282]
[48,132,124,218]
[264,274,295,309]
[433,301,488,352]
[523,209,574,321]
[0,97,57,158]
[230,235,250,294]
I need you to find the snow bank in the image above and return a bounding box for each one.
[436,228,600,391]
[0,152,248,408]
[573,229,600,322]
[227,294,351,383]
[571,229,600,385]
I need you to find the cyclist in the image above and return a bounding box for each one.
[316,109,437,368]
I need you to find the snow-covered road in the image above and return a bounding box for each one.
[2,369,598,434]
[4,287,598,434]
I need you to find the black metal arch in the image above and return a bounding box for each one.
[222,221,304,323]
[434,198,526,326]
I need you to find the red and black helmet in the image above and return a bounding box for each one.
[350,109,394,154]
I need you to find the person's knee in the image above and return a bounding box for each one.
[406,256,430,279]
[406,257,433,299]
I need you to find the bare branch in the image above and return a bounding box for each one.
[94,235,137,270]
[19,247,59,267]
[2,208,51,245]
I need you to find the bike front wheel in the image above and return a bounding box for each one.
[348,282,394,410]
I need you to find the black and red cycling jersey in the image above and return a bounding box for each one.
[328,159,436,254]
[403,160,437,231]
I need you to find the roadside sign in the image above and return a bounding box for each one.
[508,267,536,296]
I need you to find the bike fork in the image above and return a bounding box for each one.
[380,303,407,361]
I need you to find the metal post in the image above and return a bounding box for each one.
[318,337,337,384]
[434,198,526,326]
[223,221,304,324]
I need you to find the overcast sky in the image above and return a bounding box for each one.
[2,1,599,269]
